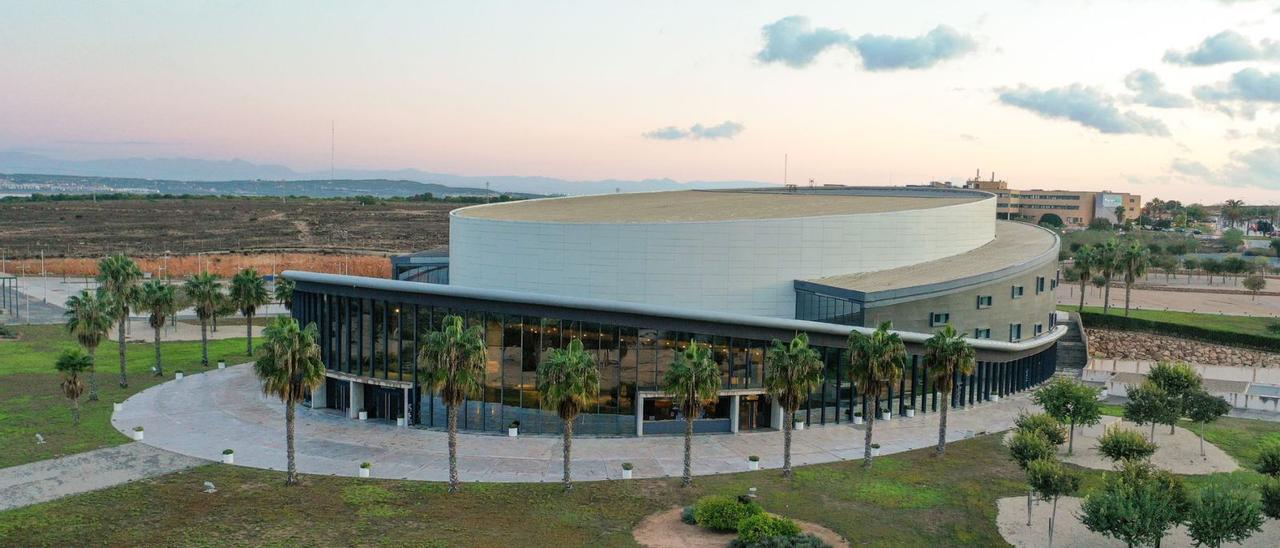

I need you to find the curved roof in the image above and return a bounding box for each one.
[453,186,989,223]
[800,221,1059,301]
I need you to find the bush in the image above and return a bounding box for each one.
[1256,444,1280,477]
[0,323,14,338]
[693,495,763,532]
[737,514,802,544]
[681,505,697,525]
[621,462,633,471]
[360,462,372,469]
[1014,412,1068,446]
[1077,311,1279,351]
[222,449,234,455]
[730,533,831,548]
[1097,427,1157,463]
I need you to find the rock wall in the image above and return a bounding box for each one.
[1085,327,1280,367]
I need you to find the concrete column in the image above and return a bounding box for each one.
[729,395,740,433]
[402,387,410,426]
[311,382,327,409]
[348,380,364,419]
[770,398,783,430]
[635,393,645,437]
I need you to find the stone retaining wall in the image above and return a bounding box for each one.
[1085,327,1280,367]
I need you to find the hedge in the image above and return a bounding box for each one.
[1078,311,1280,352]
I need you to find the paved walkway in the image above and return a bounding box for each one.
[113,364,1040,482]
[0,443,207,512]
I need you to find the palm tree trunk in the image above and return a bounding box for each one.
[246,312,253,355]
[153,324,163,376]
[72,396,80,426]
[286,401,298,485]
[200,318,209,367]
[87,347,99,401]
[447,404,460,493]
[1103,280,1112,314]
[782,412,793,477]
[936,395,949,455]
[863,408,875,468]
[1124,282,1132,316]
[682,414,694,487]
[1078,281,1087,312]
[562,418,573,491]
[117,315,128,388]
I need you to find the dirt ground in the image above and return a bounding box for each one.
[0,197,455,259]
[632,507,849,548]
[1059,416,1238,475]
[1058,284,1280,316]
[997,496,1280,547]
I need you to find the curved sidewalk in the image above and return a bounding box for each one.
[113,365,1038,482]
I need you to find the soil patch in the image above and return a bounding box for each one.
[633,507,848,548]
[997,496,1280,547]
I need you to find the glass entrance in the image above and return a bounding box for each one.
[364,384,405,421]
[325,377,350,413]
[738,394,771,431]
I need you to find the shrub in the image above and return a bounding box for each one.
[360,462,372,469]
[0,323,14,338]
[693,495,763,532]
[1076,311,1279,351]
[1097,427,1157,463]
[749,455,760,462]
[737,514,802,544]
[133,426,144,432]
[1262,478,1280,520]
[681,505,697,525]
[222,449,234,455]
[621,462,633,471]
[1014,412,1068,446]
[510,420,520,429]
[1256,444,1280,477]
[870,443,880,449]
[730,533,831,548]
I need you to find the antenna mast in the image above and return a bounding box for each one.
[330,120,335,185]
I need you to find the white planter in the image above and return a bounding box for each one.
[217,361,226,369]
[988,394,1000,402]
[508,427,518,437]
[133,430,144,441]
[396,417,406,427]
[748,460,759,471]
[359,467,370,478]
[905,409,915,418]
[222,454,234,464]
[871,447,881,457]
[358,411,368,421]
[113,402,123,412]
[621,469,632,479]
[880,413,891,421]
[794,421,804,431]
[175,372,184,380]
[853,416,864,425]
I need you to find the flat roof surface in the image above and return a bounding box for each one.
[805,221,1056,293]
[454,188,985,223]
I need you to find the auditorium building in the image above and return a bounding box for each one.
[285,186,1064,436]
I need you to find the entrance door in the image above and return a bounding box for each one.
[738,394,771,431]
[364,384,404,421]
[326,377,350,413]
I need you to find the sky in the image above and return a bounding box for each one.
[2,1,1279,204]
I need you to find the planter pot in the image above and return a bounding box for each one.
[358,411,368,421]
[871,447,881,457]
[853,416,864,425]
[133,430,144,441]
[748,461,759,471]
[358,468,370,478]
[794,421,804,431]
[113,402,123,412]
[217,361,226,369]
[905,409,915,418]
[222,454,234,464]
[507,427,518,437]
[175,372,184,380]
[621,469,632,479]
[880,413,891,421]
[396,417,406,427]
[988,394,1000,402]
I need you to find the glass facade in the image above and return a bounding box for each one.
[293,286,1057,436]
[795,288,863,326]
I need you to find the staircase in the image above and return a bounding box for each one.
[1054,312,1089,376]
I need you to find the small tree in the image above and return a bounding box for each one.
[1096,426,1157,463]
[55,348,93,425]
[536,337,601,492]
[1008,430,1056,526]
[1186,483,1264,548]
[230,268,270,355]
[1184,390,1231,457]
[1243,274,1266,300]
[924,324,975,456]
[1255,443,1280,477]
[1148,362,1202,434]
[764,333,824,477]
[1031,377,1102,454]
[1026,458,1080,548]
[418,314,486,494]
[1124,382,1178,442]
[848,322,906,469]
[1081,461,1187,548]
[662,340,722,488]
[1014,412,1068,447]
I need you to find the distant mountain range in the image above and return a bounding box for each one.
[0,151,775,196]
[0,172,539,199]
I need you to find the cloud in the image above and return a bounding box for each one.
[1163,30,1280,66]
[756,16,977,71]
[643,121,745,141]
[1123,69,1192,108]
[1171,147,1280,189]
[996,84,1171,136]
[1260,124,1280,142]
[756,16,851,68]
[1193,68,1280,103]
[849,25,978,71]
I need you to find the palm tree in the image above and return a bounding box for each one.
[1095,239,1120,314]
[1119,240,1150,317]
[662,340,721,487]
[418,314,486,493]
[55,348,93,425]
[1072,246,1096,312]
[230,268,271,355]
[848,321,906,468]
[253,316,326,485]
[274,278,296,311]
[764,332,824,477]
[136,280,177,377]
[924,325,975,456]
[536,337,601,492]
[97,254,142,388]
[1223,199,1245,229]
[183,272,224,368]
[63,289,114,401]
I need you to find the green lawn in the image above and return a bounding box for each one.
[0,325,250,468]
[1061,305,1280,339]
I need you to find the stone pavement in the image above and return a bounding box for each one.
[113,364,1041,483]
[0,443,207,512]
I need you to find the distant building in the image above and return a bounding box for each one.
[961,174,1140,227]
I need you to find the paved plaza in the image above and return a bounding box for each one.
[0,443,206,512]
[113,364,1041,483]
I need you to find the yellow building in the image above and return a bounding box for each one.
[961,176,1140,227]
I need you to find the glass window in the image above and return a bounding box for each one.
[1009,323,1023,342]
[1011,285,1025,299]
[977,295,993,309]
[929,312,950,327]
[1034,323,1044,336]
[974,328,992,339]
[1036,276,1046,294]
[618,327,637,415]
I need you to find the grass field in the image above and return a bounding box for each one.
[0,325,249,468]
[1062,305,1280,339]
